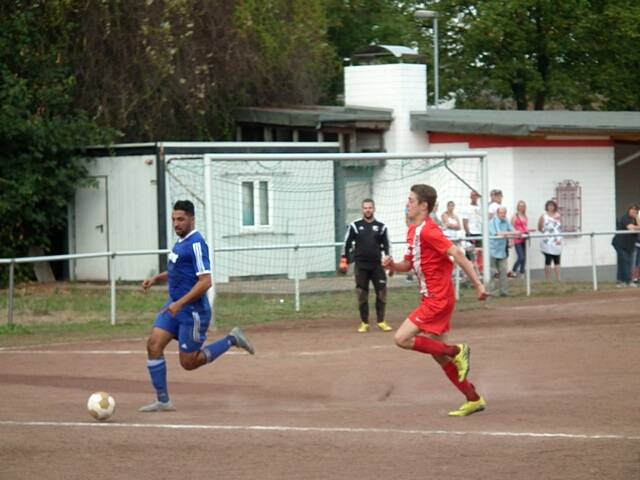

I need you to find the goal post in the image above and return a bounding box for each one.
[167,151,489,325]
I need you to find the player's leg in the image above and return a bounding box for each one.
[396,304,470,382]
[553,255,561,282]
[498,257,508,296]
[178,310,255,371]
[140,309,178,412]
[429,332,485,417]
[372,264,391,331]
[544,253,552,281]
[354,264,370,332]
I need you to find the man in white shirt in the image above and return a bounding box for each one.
[462,190,483,266]
[488,189,503,219]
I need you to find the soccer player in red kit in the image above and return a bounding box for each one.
[383,184,489,416]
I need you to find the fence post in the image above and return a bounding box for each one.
[525,237,531,297]
[590,233,598,291]
[7,260,15,326]
[293,245,301,312]
[109,253,117,325]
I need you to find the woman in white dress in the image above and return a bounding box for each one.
[441,201,462,241]
[537,200,562,282]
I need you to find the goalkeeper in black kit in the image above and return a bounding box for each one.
[340,198,393,333]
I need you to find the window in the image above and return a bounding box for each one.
[241,180,271,227]
[555,180,581,232]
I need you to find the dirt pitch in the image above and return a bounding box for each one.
[1,289,639,479]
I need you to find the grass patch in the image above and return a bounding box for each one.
[0,280,619,345]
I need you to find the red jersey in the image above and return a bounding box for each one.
[404,218,455,302]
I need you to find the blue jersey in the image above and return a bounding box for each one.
[167,229,211,312]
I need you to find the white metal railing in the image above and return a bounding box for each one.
[0,230,637,326]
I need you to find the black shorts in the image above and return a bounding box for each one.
[544,253,561,266]
[354,263,387,293]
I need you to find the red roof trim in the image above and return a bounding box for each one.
[428,133,614,148]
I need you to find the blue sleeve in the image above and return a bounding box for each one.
[489,218,498,235]
[191,240,211,275]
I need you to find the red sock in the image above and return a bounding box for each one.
[412,336,458,357]
[442,361,480,401]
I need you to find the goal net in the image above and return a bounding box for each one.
[166,152,486,315]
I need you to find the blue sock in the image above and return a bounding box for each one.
[147,357,169,403]
[202,335,236,364]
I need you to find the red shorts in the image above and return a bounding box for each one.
[408,296,455,335]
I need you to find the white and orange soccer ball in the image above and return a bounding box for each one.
[87,391,116,421]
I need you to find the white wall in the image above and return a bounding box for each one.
[513,146,616,270]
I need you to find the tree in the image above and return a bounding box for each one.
[67,0,337,141]
[0,1,114,279]
[420,0,640,110]
[325,0,419,99]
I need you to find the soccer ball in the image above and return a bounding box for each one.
[87,392,116,421]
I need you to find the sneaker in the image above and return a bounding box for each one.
[616,282,626,288]
[357,322,369,333]
[628,282,638,288]
[230,327,255,355]
[452,344,470,382]
[448,396,486,417]
[376,321,393,332]
[139,399,175,412]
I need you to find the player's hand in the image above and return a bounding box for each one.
[165,302,181,317]
[338,256,348,274]
[141,277,155,292]
[381,255,394,270]
[475,283,489,301]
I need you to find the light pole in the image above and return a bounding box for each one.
[414,9,440,109]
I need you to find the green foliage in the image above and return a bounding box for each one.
[422,0,640,110]
[0,1,114,275]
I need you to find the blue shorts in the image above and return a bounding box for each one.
[153,301,211,353]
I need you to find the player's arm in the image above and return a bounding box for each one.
[381,224,391,257]
[447,246,488,301]
[339,225,356,273]
[142,271,168,291]
[382,256,411,273]
[167,273,211,316]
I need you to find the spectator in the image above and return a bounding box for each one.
[441,201,462,240]
[430,201,444,228]
[488,189,503,219]
[489,207,518,296]
[537,200,563,282]
[634,224,640,285]
[611,204,640,288]
[510,200,529,278]
[462,190,483,273]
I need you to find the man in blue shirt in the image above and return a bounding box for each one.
[139,200,255,412]
[489,207,519,297]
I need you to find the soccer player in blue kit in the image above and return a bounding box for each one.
[139,200,255,412]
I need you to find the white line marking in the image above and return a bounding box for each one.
[0,420,637,441]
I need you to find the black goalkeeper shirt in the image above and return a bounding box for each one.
[342,218,390,266]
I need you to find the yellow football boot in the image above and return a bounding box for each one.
[357,322,369,333]
[448,397,486,417]
[376,321,393,332]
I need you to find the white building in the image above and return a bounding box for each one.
[73,46,640,282]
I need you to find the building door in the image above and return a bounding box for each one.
[334,165,373,261]
[73,176,109,280]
